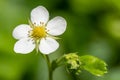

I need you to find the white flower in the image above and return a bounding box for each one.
[12,6,67,54]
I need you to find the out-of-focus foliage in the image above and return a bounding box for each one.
[0,0,120,80]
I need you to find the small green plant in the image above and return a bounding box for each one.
[12,6,107,80]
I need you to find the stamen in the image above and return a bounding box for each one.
[34,22,36,25]
[28,22,47,40]
[32,41,35,44]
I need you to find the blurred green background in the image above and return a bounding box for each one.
[0,0,120,80]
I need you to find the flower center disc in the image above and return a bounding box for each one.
[31,27,46,39]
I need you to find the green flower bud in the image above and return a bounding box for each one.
[64,53,81,75]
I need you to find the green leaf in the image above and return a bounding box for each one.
[80,55,107,76]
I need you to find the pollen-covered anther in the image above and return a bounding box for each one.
[40,22,44,25]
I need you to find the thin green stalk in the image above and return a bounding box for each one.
[43,55,53,80]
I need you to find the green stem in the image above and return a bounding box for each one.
[44,55,53,80]
[54,55,65,68]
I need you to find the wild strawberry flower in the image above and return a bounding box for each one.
[12,6,67,54]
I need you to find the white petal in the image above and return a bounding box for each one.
[12,24,32,39]
[39,37,59,54]
[14,38,35,54]
[46,16,67,36]
[31,6,49,25]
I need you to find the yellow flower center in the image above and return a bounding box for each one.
[31,26,46,39]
